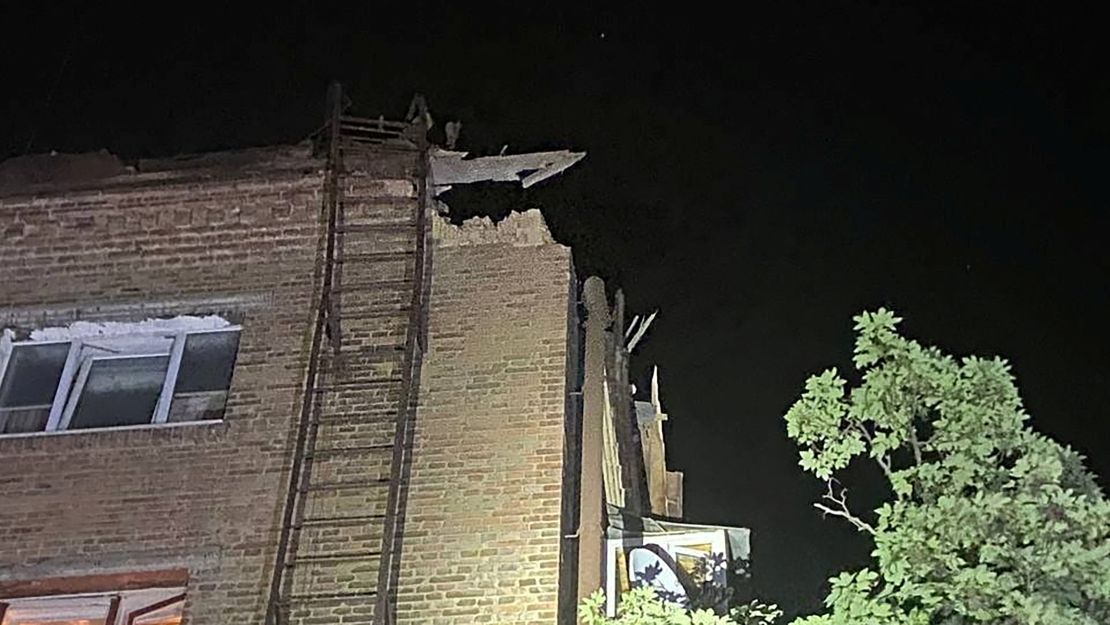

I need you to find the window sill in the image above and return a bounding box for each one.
[0,419,226,443]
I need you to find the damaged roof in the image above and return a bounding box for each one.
[0,149,132,190]
[0,143,587,199]
[0,143,323,197]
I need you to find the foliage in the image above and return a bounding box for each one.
[730,598,785,625]
[785,309,1110,625]
[579,587,782,625]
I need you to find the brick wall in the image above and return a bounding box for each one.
[0,149,419,623]
[394,211,574,625]
[0,150,577,624]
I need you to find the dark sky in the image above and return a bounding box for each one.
[4,2,1108,617]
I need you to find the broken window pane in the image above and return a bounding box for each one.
[0,342,71,408]
[68,355,170,430]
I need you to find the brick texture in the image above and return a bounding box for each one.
[0,149,418,623]
[0,147,575,625]
[0,168,326,624]
[394,220,573,625]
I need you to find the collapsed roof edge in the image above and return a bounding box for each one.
[429,147,586,196]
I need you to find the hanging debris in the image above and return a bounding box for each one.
[624,310,658,353]
[429,147,585,195]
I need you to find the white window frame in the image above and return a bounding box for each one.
[0,336,74,429]
[58,353,173,431]
[0,325,241,435]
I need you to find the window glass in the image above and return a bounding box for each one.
[0,317,241,435]
[167,391,227,423]
[69,355,170,429]
[168,330,240,422]
[0,342,71,408]
[0,407,50,434]
[0,342,71,434]
[175,330,240,393]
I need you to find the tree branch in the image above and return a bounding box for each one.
[908,426,923,465]
[877,454,893,479]
[855,422,894,479]
[855,422,874,443]
[814,480,875,535]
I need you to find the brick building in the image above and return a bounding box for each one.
[0,94,745,625]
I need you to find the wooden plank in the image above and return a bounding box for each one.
[0,569,189,600]
[104,595,121,625]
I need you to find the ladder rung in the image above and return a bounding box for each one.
[305,444,393,459]
[340,133,409,144]
[283,590,378,603]
[334,251,414,264]
[331,280,411,293]
[300,478,392,493]
[339,115,408,129]
[339,192,416,203]
[340,129,403,141]
[308,414,397,427]
[312,377,404,392]
[340,140,417,152]
[285,550,382,566]
[335,344,406,356]
[296,514,387,528]
[335,222,417,233]
[340,306,411,321]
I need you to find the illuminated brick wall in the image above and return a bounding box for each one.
[0,147,420,623]
[394,212,574,624]
[0,151,578,624]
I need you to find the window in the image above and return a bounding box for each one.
[604,528,734,616]
[0,341,70,433]
[0,316,240,435]
[0,586,185,625]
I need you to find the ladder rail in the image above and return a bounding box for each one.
[372,104,432,625]
[265,81,345,625]
[266,86,430,625]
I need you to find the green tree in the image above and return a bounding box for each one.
[579,587,782,625]
[785,309,1110,625]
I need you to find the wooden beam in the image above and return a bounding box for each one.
[104,595,121,625]
[0,569,188,600]
[126,592,186,625]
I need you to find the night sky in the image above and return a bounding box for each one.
[4,3,1108,617]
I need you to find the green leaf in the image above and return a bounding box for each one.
[782,309,1110,625]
